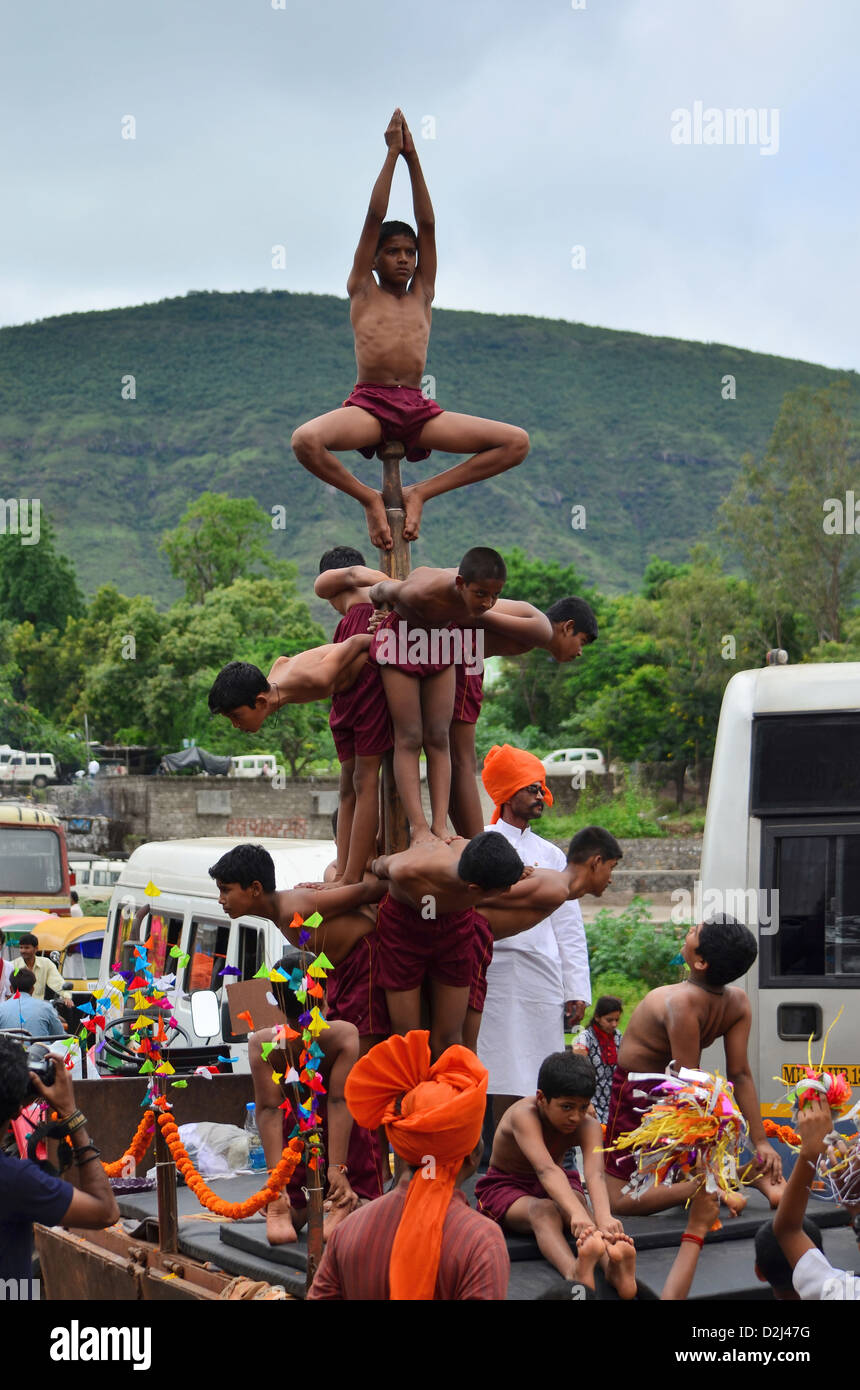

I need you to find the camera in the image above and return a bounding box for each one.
[23,1041,57,1103]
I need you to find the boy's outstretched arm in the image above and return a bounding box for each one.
[723,1007,782,1182]
[368,578,403,609]
[314,566,389,601]
[347,110,403,298]
[660,1186,720,1300]
[772,1094,832,1271]
[401,118,436,300]
[480,600,553,650]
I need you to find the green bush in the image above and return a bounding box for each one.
[543,781,665,840]
[584,897,687,990]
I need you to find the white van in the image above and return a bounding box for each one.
[542,748,606,786]
[98,836,335,1069]
[0,748,58,788]
[699,661,860,1113]
[229,754,278,779]
[69,856,126,901]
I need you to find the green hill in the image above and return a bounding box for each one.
[0,290,855,616]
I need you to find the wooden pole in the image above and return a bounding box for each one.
[304,1159,325,1290]
[154,1081,179,1254]
[377,440,411,855]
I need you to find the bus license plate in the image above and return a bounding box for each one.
[781,1063,860,1086]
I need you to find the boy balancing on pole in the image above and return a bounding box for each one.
[290,108,529,551]
[604,915,785,1215]
[476,1052,638,1297]
[207,633,372,733]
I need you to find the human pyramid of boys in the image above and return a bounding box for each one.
[199,111,860,1301]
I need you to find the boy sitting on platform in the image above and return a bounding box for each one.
[604,915,784,1215]
[475,1052,638,1297]
[290,108,528,552]
[208,634,372,733]
[314,546,392,884]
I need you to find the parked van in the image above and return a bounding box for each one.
[0,749,58,788]
[542,748,606,786]
[699,661,860,1113]
[69,856,126,901]
[229,754,278,779]
[98,836,335,1068]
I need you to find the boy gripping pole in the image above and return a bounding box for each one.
[290,109,529,552]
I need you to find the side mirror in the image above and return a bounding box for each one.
[190,990,221,1039]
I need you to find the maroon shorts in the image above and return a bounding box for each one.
[468,911,494,1012]
[603,1067,664,1183]
[343,382,444,463]
[369,611,459,679]
[283,1099,384,1205]
[375,892,476,992]
[330,604,393,761]
[325,933,391,1039]
[475,1165,585,1224]
[453,662,485,725]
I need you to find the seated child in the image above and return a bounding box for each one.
[290,109,528,552]
[475,1052,637,1297]
[248,948,382,1246]
[604,914,784,1214]
[368,546,507,845]
[371,831,524,1060]
[208,635,372,733]
[314,546,393,883]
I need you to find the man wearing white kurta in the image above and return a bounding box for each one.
[478,782,591,1122]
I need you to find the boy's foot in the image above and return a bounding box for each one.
[323,1198,362,1242]
[266,1195,298,1245]
[720,1187,748,1217]
[409,826,437,847]
[603,1233,638,1300]
[363,492,393,551]
[750,1172,786,1208]
[572,1228,604,1290]
[401,485,424,542]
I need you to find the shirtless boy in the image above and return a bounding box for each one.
[207,634,371,733]
[248,948,381,1246]
[290,109,529,551]
[604,914,785,1214]
[208,844,390,1048]
[476,1052,637,1297]
[368,546,508,845]
[370,831,524,1060]
[314,546,392,884]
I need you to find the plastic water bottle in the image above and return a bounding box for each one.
[244,1102,267,1171]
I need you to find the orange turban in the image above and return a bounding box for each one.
[481,742,553,823]
[344,1031,487,1301]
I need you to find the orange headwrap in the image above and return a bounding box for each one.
[481,742,553,823]
[344,1031,487,1301]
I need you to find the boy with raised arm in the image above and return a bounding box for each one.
[604,915,785,1215]
[207,632,372,733]
[475,1052,638,1298]
[290,109,529,551]
[314,546,392,884]
[370,831,524,1061]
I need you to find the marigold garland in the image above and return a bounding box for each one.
[102,1110,156,1177]
[157,1113,303,1219]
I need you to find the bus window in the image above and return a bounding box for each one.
[238,924,264,981]
[761,823,860,983]
[148,912,183,977]
[186,919,230,992]
[0,827,63,894]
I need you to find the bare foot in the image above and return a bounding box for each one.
[603,1232,638,1300]
[720,1187,748,1217]
[572,1227,605,1290]
[750,1173,786,1208]
[363,493,392,551]
[409,826,436,846]
[430,824,450,841]
[266,1195,298,1246]
[401,485,425,542]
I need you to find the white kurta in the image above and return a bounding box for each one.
[477,819,592,1096]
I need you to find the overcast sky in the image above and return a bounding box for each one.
[2,0,858,370]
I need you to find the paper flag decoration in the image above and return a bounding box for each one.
[133,1015,152,1031]
[253,964,270,979]
[170,945,183,958]
[311,952,334,972]
[144,880,161,898]
[154,1061,175,1075]
[304,912,322,929]
[260,1041,275,1061]
[139,1060,155,1075]
[284,1067,300,1084]
[177,953,190,968]
[171,1080,188,1089]
[219,966,241,978]
[271,1071,283,1084]
[270,969,288,983]
[298,930,311,946]
[289,913,304,931]
[237,1010,254,1030]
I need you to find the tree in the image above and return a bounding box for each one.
[719,382,860,644]
[0,512,85,635]
[160,492,295,604]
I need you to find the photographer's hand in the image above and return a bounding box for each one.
[29,1060,120,1229]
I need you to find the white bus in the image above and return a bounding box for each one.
[99,836,335,1068]
[699,661,860,1113]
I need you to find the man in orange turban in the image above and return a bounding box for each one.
[307,1031,510,1301]
[481,743,553,824]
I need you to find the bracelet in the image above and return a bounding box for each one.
[681,1232,704,1248]
[62,1110,87,1136]
[72,1144,101,1166]
[328,1163,349,1175]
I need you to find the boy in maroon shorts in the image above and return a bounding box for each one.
[476,1052,637,1296]
[290,108,528,552]
[314,546,393,885]
[371,831,524,1061]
